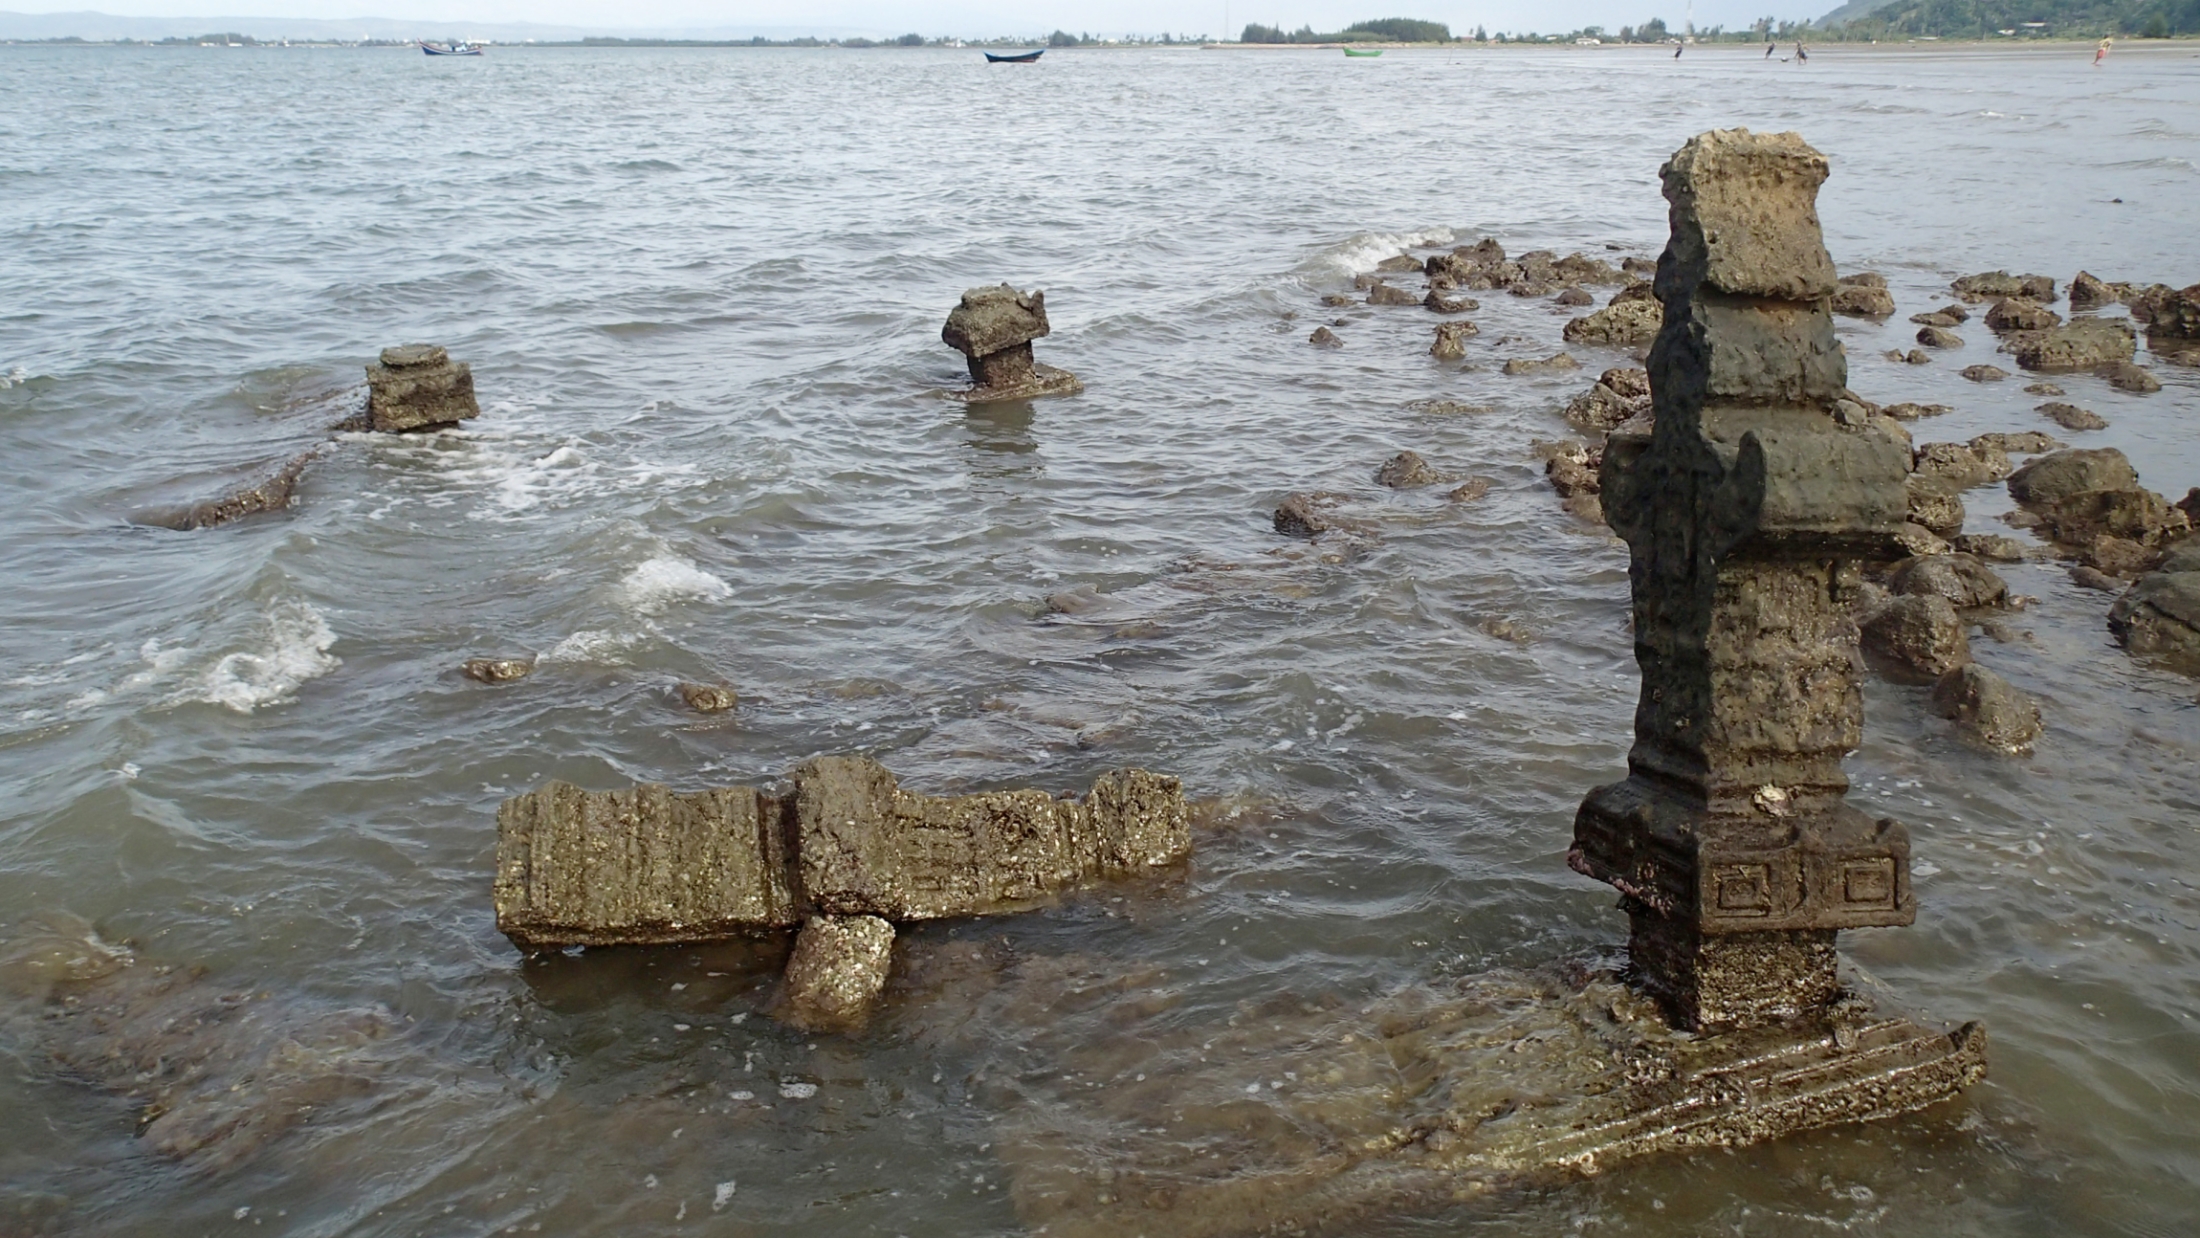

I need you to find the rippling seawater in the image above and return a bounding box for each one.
[3,40,2199,1237]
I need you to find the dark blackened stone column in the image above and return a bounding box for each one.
[1571,129,1915,1032]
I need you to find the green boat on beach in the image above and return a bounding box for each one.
[1342,46,1382,56]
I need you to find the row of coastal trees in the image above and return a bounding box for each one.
[1239,17,1453,41]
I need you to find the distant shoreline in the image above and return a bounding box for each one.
[3,37,2194,50]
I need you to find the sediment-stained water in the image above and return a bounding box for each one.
[2,40,2198,1238]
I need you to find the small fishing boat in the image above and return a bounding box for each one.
[420,40,483,56]
[984,49,1043,63]
[1342,46,1382,56]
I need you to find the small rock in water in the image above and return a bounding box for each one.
[1429,320,1478,359]
[1374,451,1443,489]
[1447,477,1492,503]
[1307,325,1343,348]
[1889,552,2009,609]
[1366,282,1419,306]
[2095,360,2161,393]
[1502,352,1580,376]
[1374,254,1421,274]
[2023,381,2066,396]
[1952,533,2030,563]
[678,682,737,713]
[1971,430,2062,456]
[1830,283,1895,317]
[1904,348,1933,364]
[775,914,896,1034]
[1553,286,1595,307]
[2071,564,2124,592]
[1881,402,1951,421]
[1319,293,1353,308]
[463,657,534,684]
[1560,298,1661,346]
[1984,297,2061,333]
[1915,325,1962,349]
[1910,311,1961,328]
[1928,663,2043,752]
[1860,595,1971,682]
[2036,402,2108,431]
[1423,290,1476,314]
[1960,364,2008,382]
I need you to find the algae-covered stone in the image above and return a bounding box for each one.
[775,914,896,1033]
[792,756,1188,921]
[1928,663,2042,752]
[494,782,799,948]
[364,344,478,432]
[1560,297,1661,346]
[2011,318,2135,371]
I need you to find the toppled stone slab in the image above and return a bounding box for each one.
[494,757,1188,952]
[923,957,1985,1238]
[364,344,478,432]
[139,449,319,530]
[941,285,1081,402]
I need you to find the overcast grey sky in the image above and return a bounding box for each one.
[12,1,1827,38]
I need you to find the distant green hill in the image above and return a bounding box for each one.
[1824,0,2199,37]
[1240,17,1453,42]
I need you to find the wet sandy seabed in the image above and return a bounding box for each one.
[1,41,2198,1238]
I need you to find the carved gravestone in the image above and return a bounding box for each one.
[1573,128,1919,1032]
[940,285,1081,401]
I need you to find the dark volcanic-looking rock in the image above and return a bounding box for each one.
[1890,552,2009,608]
[1554,285,1595,307]
[1561,298,1661,346]
[1862,595,1972,681]
[1274,492,1348,538]
[2008,447,2139,508]
[1914,440,2012,490]
[2142,283,2200,342]
[1830,282,1896,317]
[1375,450,1443,488]
[365,344,478,432]
[1424,290,1476,314]
[2096,360,2161,392]
[2068,270,2122,311]
[1984,298,2061,333]
[2110,551,2200,673]
[1928,663,2042,752]
[1906,476,1967,538]
[678,682,737,713]
[2011,318,2135,371]
[1429,320,1478,359]
[1501,352,1580,376]
[1563,367,1653,433]
[463,657,533,683]
[2036,401,2108,431]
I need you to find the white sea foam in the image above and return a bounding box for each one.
[0,365,29,388]
[616,555,731,614]
[1320,227,1457,278]
[184,599,340,713]
[542,628,639,665]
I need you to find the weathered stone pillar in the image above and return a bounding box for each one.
[1572,130,1915,1032]
[940,285,1081,401]
[364,344,478,432]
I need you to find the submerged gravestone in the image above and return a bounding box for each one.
[1576,128,1928,1032]
[940,285,1081,401]
[363,344,478,432]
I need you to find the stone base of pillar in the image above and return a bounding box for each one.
[944,360,1083,404]
[977,963,1987,1238]
[1625,911,1840,1032]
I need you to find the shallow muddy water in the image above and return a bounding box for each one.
[2,40,2199,1238]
